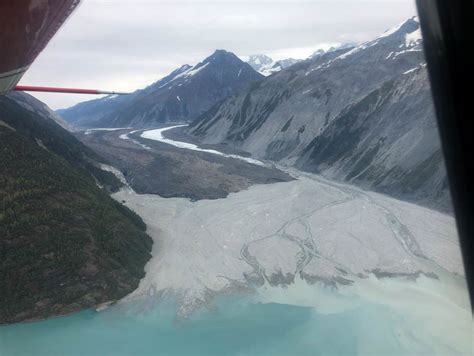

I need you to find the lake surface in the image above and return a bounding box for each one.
[1,275,471,356]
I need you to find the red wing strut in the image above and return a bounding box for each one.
[14,86,128,95]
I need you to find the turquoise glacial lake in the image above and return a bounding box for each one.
[0,275,472,356]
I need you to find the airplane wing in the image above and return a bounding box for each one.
[0,0,126,96]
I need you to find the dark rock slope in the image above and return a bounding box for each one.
[188,18,451,211]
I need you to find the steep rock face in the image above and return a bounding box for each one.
[59,50,263,128]
[247,54,274,73]
[0,93,152,324]
[296,69,449,210]
[189,18,450,211]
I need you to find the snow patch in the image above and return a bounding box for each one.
[403,67,418,75]
[391,47,423,60]
[180,62,209,78]
[335,44,366,60]
[405,29,422,47]
[377,22,405,39]
[158,62,209,90]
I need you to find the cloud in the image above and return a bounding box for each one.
[20,0,417,109]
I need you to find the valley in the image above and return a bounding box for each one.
[2,124,469,355]
[1,11,472,355]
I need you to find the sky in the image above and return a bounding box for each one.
[20,0,417,110]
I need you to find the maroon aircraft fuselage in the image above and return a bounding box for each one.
[0,0,81,95]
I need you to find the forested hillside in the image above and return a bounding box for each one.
[0,93,152,324]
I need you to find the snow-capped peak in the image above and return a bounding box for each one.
[310,49,325,58]
[247,55,301,76]
[378,22,406,39]
[333,17,421,63]
[376,16,420,42]
[309,43,355,59]
[405,28,422,47]
[247,54,273,69]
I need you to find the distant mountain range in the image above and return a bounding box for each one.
[57,16,450,211]
[308,43,356,60]
[58,45,360,130]
[246,45,355,76]
[188,17,451,211]
[246,54,301,76]
[58,50,263,128]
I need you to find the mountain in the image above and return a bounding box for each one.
[0,92,152,324]
[58,50,263,128]
[9,91,73,131]
[246,54,274,73]
[247,54,301,76]
[308,43,356,60]
[188,17,451,211]
[246,46,356,77]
